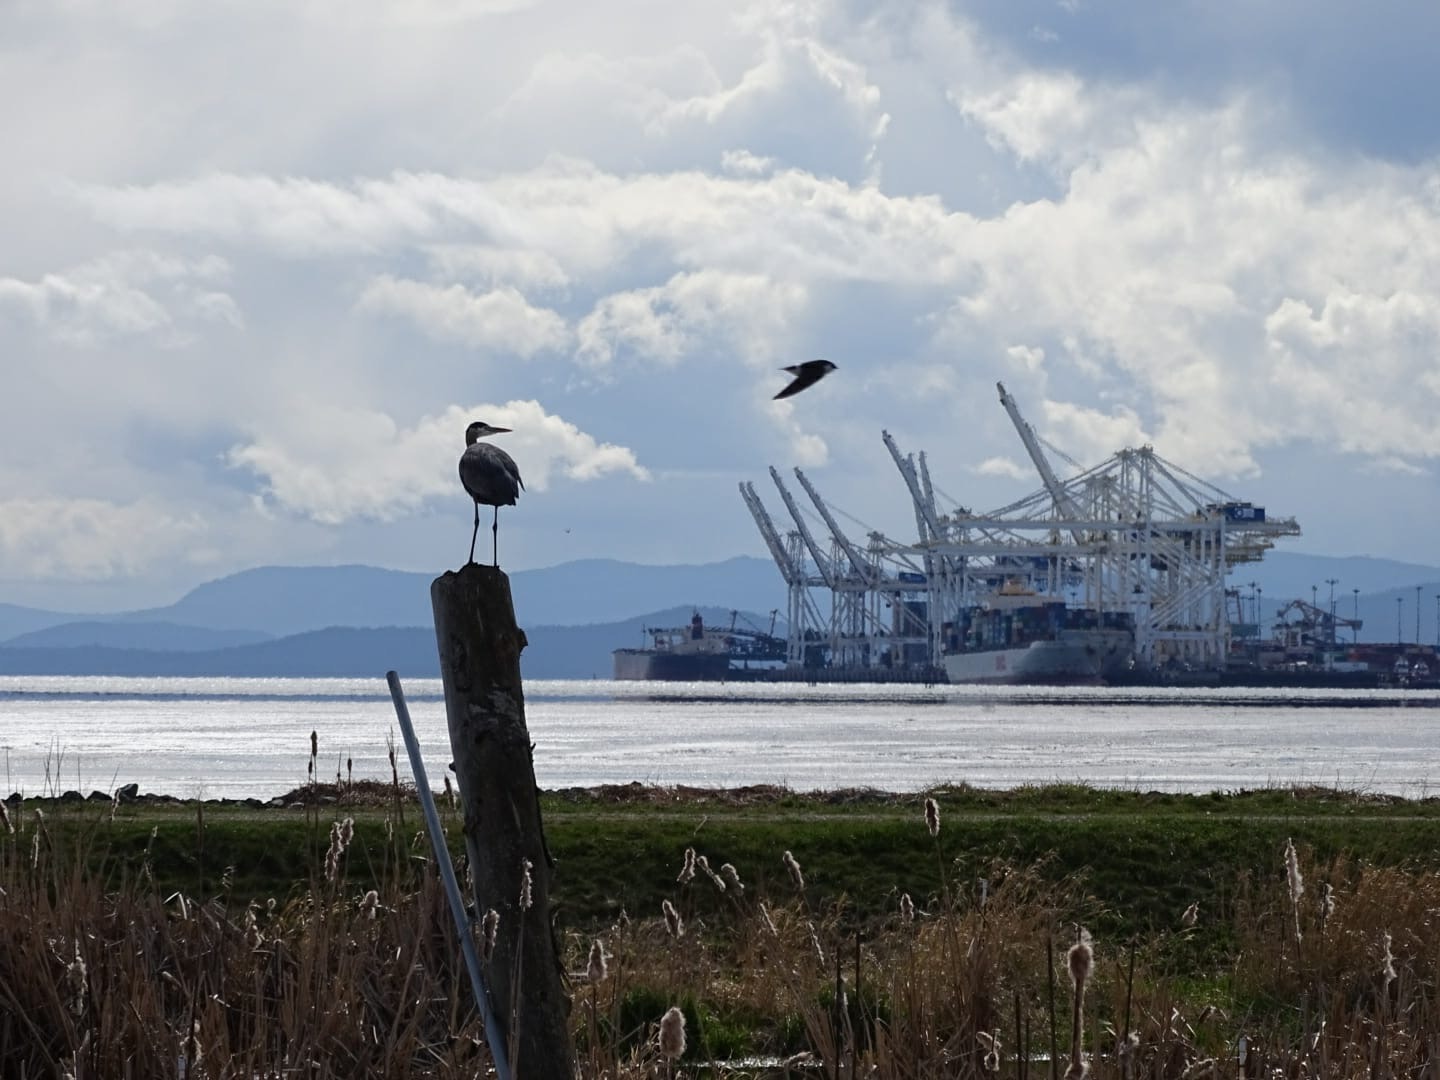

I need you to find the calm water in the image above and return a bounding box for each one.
[1,676,1438,799]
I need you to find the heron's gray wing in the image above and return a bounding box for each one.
[487,444,524,495]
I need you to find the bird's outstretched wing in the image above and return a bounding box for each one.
[774,360,836,400]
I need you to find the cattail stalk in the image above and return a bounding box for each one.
[1285,837,1304,945]
[1065,931,1093,1080]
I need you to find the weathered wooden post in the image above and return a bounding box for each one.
[431,562,574,1076]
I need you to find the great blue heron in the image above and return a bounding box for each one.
[774,359,837,400]
[459,420,523,566]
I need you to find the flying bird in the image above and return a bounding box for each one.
[774,359,837,400]
[459,420,524,567]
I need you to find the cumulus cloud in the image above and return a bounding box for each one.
[226,399,649,525]
[358,277,571,355]
[9,0,1440,595]
[0,251,238,346]
[0,497,212,581]
[576,269,806,369]
[972,456,1032,481]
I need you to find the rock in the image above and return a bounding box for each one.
[116,783,140,803]
[60,790,84,803]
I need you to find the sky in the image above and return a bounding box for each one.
[3,0,1440,611]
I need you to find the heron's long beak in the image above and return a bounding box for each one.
[490,426,512,434]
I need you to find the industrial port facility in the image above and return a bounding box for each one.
[735,382,1313,685]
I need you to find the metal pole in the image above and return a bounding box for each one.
[386,670,512,1080]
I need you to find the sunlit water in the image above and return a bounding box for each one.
[1,676,1438,799]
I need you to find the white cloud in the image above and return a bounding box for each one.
[576,269,807,368]
[226,399,649,525]
[0,251,237,346]
[971,456,1032,481]
[358,276,571,355]
[721,149,775,176]
[0,497,212,581]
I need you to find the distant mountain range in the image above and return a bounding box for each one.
[1,551,1439,677]
[0,605,760,680]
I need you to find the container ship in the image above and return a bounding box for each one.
[940,584,1135,685]
[612,612,787,681]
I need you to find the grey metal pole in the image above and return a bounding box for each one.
[386,670,512,1080]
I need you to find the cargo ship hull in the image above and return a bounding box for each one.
[942,629,1134,685]
[612,649,733,681]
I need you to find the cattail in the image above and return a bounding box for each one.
[977,1029,1000,1072]
[0,799,11,835]
[782,850,805,892]
[924,796,940,837]
[519,858,533,911]
[244,904,264,948]
[324,818,353,881]
[720,862,744,893]
[677,847,697,884]
[346,756,353,786]
[662,899,684,938]
[1319,882,1335,928]
[697,854,726,892]
[310,730,318,758]
[483,908,500,961]
[587,939,609,983]
[444,775,455,809]
[64,945,87,1016]
[978,877,989,909]
[1065,930,1093,1080]
[1180,901,1199,929]
[900,892,915,922]
[659,1005,687,1058]
[1381,931,1397,990]
[359,889,379,920]
[1285,837,1304,943]
[266,897,277,917]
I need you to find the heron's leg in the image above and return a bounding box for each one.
[492,505,500,567]
[468,501,480,565]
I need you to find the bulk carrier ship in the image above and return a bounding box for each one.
[612,611,787,681]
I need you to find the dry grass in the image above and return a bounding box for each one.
[1,796,1438,1078]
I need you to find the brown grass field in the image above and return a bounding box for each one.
[0,782,1437,1078]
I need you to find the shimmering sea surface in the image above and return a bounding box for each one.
[1,676,1438,799]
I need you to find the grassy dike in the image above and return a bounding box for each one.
[30,782,1440,933]
[7,781,1440,1072]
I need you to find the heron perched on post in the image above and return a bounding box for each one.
[459,420,523,566]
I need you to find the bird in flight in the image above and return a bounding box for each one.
[458,420,524,567]
[774,359,837,400]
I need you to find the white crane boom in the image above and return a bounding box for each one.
[996,381,1084,521]
[769,467,837,587]
[738,482,799,585]
[793,468,879,584]
[882,430,943,542]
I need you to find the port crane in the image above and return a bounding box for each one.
[742,381,1301,675]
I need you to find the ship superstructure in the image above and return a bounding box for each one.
[740,382,1301,681]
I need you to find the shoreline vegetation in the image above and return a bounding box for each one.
[3,780,1439,1075]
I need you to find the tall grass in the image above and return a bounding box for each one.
[0,787,1436,1077]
